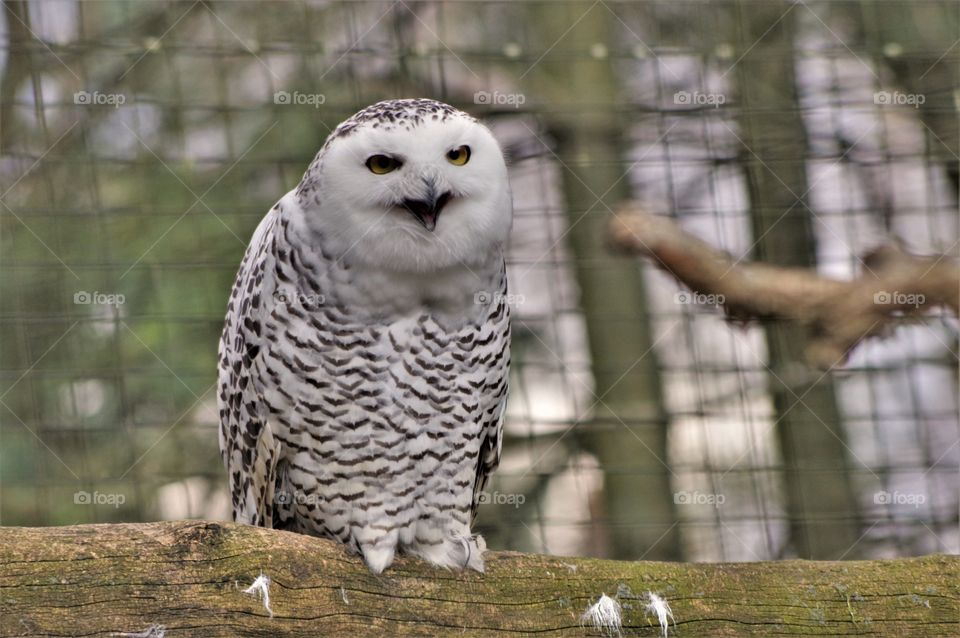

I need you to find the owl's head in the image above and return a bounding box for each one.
[296,99,512,273]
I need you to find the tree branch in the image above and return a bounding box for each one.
[609,207,959,369]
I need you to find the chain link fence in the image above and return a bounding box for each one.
[1,0,957,563]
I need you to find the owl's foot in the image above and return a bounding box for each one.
[360,542,396,574]
[406,530,486,572]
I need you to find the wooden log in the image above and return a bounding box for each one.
[1,521,957,636]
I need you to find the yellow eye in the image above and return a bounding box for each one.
[446,145,471,166]
[365,154,401,174]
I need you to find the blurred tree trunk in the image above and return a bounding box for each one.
[733,0,863,559]
[528,2,679,560]
[831,0,959,197]
[0,0,32,150]
[871,2,959,195]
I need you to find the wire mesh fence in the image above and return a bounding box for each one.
[1,0,957,563]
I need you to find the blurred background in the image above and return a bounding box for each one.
[1,0,957,563]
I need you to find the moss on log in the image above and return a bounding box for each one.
[1,521,957,636]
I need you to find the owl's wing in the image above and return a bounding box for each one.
[471,263,511,521]
[218,208,282,527]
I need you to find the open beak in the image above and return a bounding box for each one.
[401,191,452,232]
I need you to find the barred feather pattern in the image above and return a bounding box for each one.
[218,197,510,574]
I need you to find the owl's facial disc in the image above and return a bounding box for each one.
[299,99,512,272]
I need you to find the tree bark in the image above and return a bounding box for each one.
[1,521,957,637]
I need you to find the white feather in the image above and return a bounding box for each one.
[645,591,674,637]
[581,593,622,637]
[243,572,273,617]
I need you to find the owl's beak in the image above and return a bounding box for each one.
[401,191,451,232]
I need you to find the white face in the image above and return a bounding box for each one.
[300,111,512,273]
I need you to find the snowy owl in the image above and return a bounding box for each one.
[217,98,512,573]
